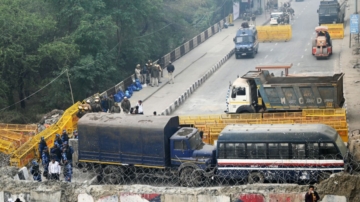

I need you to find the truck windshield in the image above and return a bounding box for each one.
[189,132,202,149]
[271,14,281,19]
[235,36,253,44]
[319,7,338,15]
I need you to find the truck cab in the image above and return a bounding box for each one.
[226,77,258,113]
[170,127,216,170]
[233,26,258,59]
[317,0,345,25]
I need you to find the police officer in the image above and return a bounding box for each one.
[50,144,62,163]
[63,159,72,182]
[30,160,42,182]
[54,134,63,147]
[38,137,47,159]
[76,105,85,118]
[61,129,69,143]
[41,147,50,179]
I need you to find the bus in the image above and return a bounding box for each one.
[216,124,347,184]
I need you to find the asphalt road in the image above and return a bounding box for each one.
[174,0,342,115]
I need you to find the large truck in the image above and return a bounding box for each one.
[76,115,347,185]
[317,0,345,25]
[77,113,216,186]
[226,65,344,113]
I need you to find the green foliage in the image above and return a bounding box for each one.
[0,0,235,122]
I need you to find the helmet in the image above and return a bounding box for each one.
[41,137,44,141]
[84,106,89,110]
[63,129,66,133]
[32,160,38,166]
[86,99,91,103]
[56,134,60,138]
[95,99,99,103]
[78,106,83,109]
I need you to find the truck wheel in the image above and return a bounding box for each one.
[248,172,265,184]
[180,167,202,187]
[236,105,255,113]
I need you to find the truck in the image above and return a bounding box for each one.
[77,113,216,186]
[233,23,259,59]
[225,64,344,114]
[76,115,347,185]
[317,0,345,25]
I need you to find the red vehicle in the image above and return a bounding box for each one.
[312,26,332,59]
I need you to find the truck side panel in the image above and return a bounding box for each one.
[251,72,344,111]
[78,114,180,167]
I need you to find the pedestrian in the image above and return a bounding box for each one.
[62,141,74,165]
[146,60,152,84]
[84,99,92,112]
[50,144,62,163]
[38,136,47,159]
[15,199,22,202]
[41,147,50,179]
[305,185,320,202]
[61,129,69,143]
[76,105,85,118]
[108,94,115,110]
[166,61,175,84]
[73,130,78,139]
[110,102,121,113]
[92,96,102,112]
[30,160,42,182]
[54,134,63,147]
[151,63,159,87]
[63,159,72,182]
[137,100,144,114]
[121,97,131,114]
[101,96,109,112]
[135,64,142,82]
[218,21,221,32]
[48,158,61,181]
[141,64,148,85]
[157,64,162,83]
[153,111,157,116]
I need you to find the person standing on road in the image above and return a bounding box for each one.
[63,159,72,182]
[38,137,47,160]
[48,158,61,180]
[166,61,175,84]
[305,185,320,202]
[41,147,50,179]
[135,64,142,82]
[157,64,162,83]
[108,94,115,110]
[151,63,160,87]
[121,97,131,114]
[141,64,148,85]
[110,102,121,113]
[30,160,42,182]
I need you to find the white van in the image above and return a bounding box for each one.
[270,12,284,25]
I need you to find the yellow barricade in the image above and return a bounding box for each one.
[256,25,292,42]
[10,102,80,168]
[0,123,37,134]
[320,24,344,39]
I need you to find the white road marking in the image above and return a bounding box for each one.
[301,55,304,59]
[265,55,268,59]
[270,49,274,51]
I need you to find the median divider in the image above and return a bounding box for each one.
[257,25,292,42]
[160,49,235,116]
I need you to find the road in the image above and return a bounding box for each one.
[174,0,342,115]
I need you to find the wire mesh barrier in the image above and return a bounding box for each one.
[62,151,360,187]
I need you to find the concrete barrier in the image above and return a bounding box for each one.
[268,193,303,202]
[18,167,29,180]
[237,193,265,202]
[197,195,230,202]
[322,195,348,202]
[164,49,235,115]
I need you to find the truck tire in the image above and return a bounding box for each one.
[248,172,265,184]
[180,167,203,187]
[236,105,255,113]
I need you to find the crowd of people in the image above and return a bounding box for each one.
[31,130,75,182]
[76,95,144,117]
[136,60,175,86]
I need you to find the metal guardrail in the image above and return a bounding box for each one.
[86,18,227,100]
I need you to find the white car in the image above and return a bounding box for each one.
[270,12,284,25]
